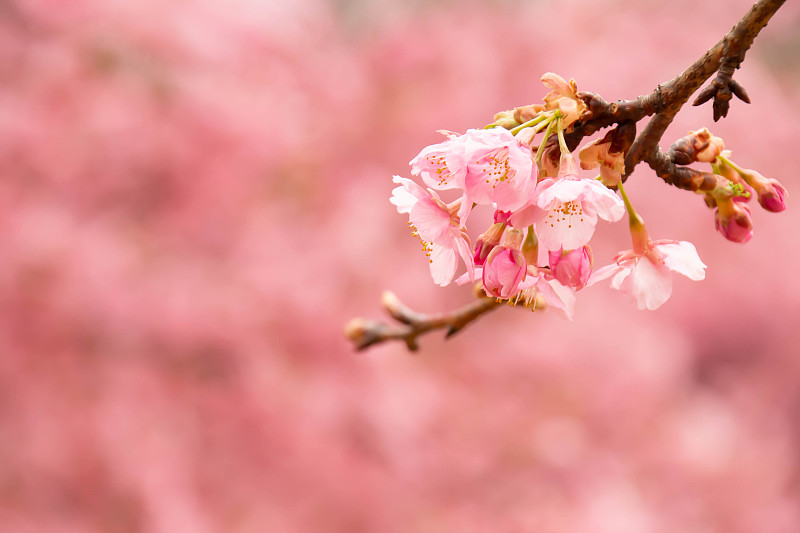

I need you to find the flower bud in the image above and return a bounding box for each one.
[714,197,753,243]
[692,128,725,163]
[522,228,539,266]
[548,246,592,289]
[482,229,526,299]
[472,222,506,266]
[512,104,541,124]
[735,169,787,213]
[757,180,787,213]
[578,137,625,187]
[494,210,512,225]
[493,110,519,129]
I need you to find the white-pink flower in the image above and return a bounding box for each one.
[589,240,706,310]
[390,176,473,287]
[409,132,467,191]
[460,128,536,213]
[516,155,624,250]
[409,128,536,216]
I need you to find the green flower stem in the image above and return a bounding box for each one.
[534,117,557,167]
[509,114,549,136]
[617,182,644,229]
[556,117,569,155]
[716,153,746,175]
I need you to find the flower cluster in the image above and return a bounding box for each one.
[391,75,787,316]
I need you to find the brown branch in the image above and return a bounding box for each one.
[563,0,784,181]
[624,0,786,178]
[641,148,718,192]
[347,0,787,354]
[345,291,501,351]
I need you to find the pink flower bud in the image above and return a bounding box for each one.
[483,248,526,299]
[714,199,753,243]
[724,166,787,213]
[494,210,512,225]
[472,222,506,266]
[757,179,787,212]
[548,246,593,289]
[482,229,526,299]
[737,169,787,213]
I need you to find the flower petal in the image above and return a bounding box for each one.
[409,198,451,243]
[429,243,457,286]
[659,241,706,281]
[390,176,426,213]
[534,205,598,251]
[630,258,673,310]
[581,180,625,221]
[587,263,626,287]
[537,278,577,320]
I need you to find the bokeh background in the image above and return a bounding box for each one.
[1,0,799,531]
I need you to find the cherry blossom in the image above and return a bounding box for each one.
[590,239,706,310]
[521,155,625,250]
[409,132,467,191]
[541,73,586,129]
[409,127,536,220]
[461,128,537,213]
[391,176,473,286]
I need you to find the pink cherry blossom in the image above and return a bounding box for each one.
[541,73,586,129]
[590,240,706,310]
[482,248,527,299]
[521,155,625,250]
[548,246,593,289]
[391,176,473,286]
[460,128,537,212]
[409,132,467,191]
[409,128,536,215]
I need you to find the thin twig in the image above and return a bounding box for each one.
[345,291,502,351]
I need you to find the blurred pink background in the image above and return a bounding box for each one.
[1,0,799,531]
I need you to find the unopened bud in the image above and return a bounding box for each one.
[522,228,539,265]
[482,228,527,299]
[548,246,592,289]
[714,197,753,243]
[692,128,725,162]
[473,222,506,266]
[493,110,519,129]
[735,169,787,213]
[344,317,382,349]
[513,104,541,124]
[380,291,403,319]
